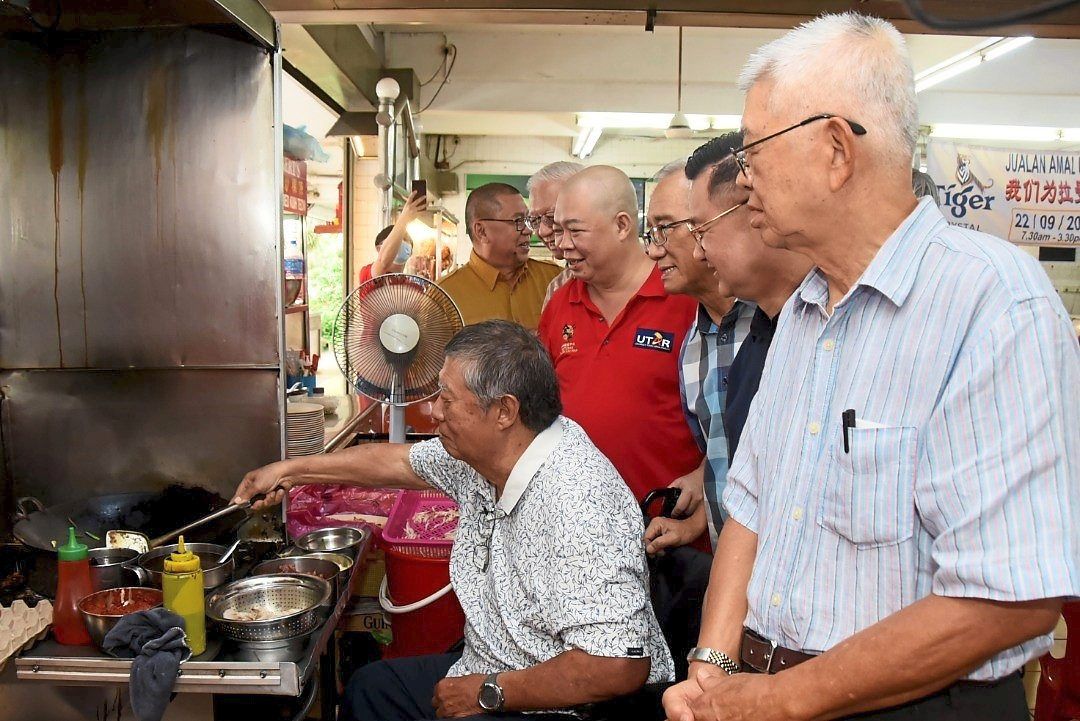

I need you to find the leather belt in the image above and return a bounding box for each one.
[740,628,816,674]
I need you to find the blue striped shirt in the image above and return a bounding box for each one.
[724,198,1080,681]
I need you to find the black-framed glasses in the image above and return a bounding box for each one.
[474,507,507,572]
[525,213,555,233]
[731,113,868,178]
[479,217,529,233]
[644,218,693,248]
[686,201,747,244]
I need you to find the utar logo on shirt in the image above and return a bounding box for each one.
[633,328,674,353]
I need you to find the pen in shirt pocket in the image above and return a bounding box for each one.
[842,409,855,453]
[842,410,889,452]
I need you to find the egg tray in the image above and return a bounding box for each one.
[0,600,52,674]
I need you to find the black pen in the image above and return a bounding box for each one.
[842,409,856,453]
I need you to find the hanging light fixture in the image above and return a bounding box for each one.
[666,27,694,140]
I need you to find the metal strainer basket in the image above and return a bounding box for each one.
[206,574,331,642]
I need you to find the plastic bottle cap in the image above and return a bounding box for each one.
[57,526,88,561]
[164,535,202,573]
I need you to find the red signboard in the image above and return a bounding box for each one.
[283,158,308,216]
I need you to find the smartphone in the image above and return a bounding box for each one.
[411,179,427,199]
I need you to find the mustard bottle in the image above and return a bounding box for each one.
[162,535,206,656]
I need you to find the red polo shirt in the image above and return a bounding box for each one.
[537,267,702,501]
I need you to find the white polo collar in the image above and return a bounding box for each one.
[496,418,564,514]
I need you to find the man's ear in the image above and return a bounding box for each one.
[615,211,637,241]
[471,220,487,244]
[826,118,858,192]
[493,394,521,431]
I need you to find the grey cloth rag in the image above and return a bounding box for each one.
[102,607,192,721]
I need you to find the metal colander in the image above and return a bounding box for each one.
[206,574,331,642]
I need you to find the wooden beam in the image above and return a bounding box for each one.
[264,0,1080,39]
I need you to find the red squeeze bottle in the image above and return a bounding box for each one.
[54,527,93,645]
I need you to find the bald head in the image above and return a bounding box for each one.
[561,166,639,222]
[554,165,646,287]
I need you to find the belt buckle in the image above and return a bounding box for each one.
[745,628,778,674]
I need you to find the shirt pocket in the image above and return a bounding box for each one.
[817,425,918,548]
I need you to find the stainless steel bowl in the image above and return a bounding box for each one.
[233,633,313,662]
[252,557,342,598]
[137,542,234,590]
[292,551,353,573]
[206,574,331,642]
[77,587,163,649]
[293,527,365,558]
[89,547,150,591]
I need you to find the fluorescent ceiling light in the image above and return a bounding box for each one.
[930,123,1065,142]
[915,36,1033,93]
[576,112,742,132]
[578,112,672,129]
[572,126,603,159]
[915,56,982,93]
[1061,128,1080,143]
[983,36,1034,62]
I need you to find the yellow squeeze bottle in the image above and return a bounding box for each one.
[162,535,206,656]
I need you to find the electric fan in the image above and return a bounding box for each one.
[332,273,463,443]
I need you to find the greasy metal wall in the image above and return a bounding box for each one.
[0,29,283,515]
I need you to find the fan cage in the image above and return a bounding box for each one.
[332,274,463,406]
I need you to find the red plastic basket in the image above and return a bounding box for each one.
[381,490,459,558]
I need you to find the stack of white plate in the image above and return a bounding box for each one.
[286,402,325,458]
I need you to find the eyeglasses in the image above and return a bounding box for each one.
[524,213,555,233]
[474,507,507,572]
[686,201,747,244]
[731,113,868,178]
[478,217,530,233]
[644,218,693,249]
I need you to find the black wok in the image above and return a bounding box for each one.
[10,486,248,598]
[14,486,245,552]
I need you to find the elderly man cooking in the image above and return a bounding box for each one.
[665,12,1080,721]
[234,321,673,721]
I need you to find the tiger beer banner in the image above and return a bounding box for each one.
[926,140,1080,247]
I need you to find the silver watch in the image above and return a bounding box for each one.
[687,646,740,676]
[478,673,505,711]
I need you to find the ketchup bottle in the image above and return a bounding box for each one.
[54,527,93,645]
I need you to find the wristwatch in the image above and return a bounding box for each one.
[687,647,741,676]
[478,673,505,712]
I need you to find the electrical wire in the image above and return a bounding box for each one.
[441,135,459,163]
[418,44,457,114]
[902,0,1079,29]
[419,34,451,86]
[0,0,61,31]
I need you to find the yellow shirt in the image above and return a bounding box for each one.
[438,252,562,331]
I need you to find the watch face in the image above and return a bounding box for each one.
[479,682,502,711]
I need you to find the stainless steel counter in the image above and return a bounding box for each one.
[16,529,370,696]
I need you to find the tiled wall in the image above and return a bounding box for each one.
[350,157,384,289]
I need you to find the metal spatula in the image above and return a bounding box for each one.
[106,495,265,553]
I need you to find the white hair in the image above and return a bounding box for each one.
[651,159,686,183]
[738,12,918,167]
[526,161,585,193]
